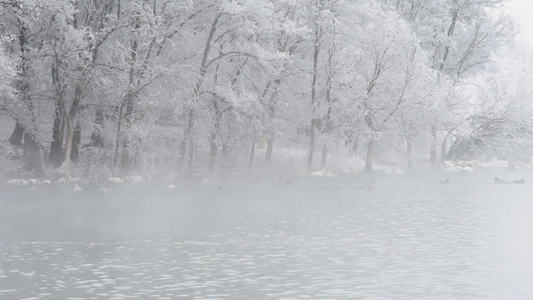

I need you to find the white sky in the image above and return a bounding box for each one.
[508,0,533,42]
[498,0,533,65]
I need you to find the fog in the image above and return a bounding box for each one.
[2,171,533,299]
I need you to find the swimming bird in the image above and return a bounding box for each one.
[99,182,110,194]
[359,179,375,191]
[439,179,450,184]
[513,179,525,184]
[494,177,506,183]
[28,179,40,186]
[311,168,339,177]
[129,176,145,184]
[7,179,23,186]
[107,177,124,184]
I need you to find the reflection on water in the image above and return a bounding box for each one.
[1,172,533,299]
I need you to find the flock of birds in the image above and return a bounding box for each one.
[4,169,527,194]
[5,175,242,193]
[5,175,147,193]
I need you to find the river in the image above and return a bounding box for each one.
[1,171,533,299]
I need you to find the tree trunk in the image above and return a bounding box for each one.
[58,117,75,174]
[406,136,413,169]
[307,1,322,172]
[307,119,316,172]
[249,140,255,170]
[49,100,66,166]
[265,138,274,162]
[90,108,105,147]
[9,122,24,146]
[119,91,135,175]
[208,132,217,173]
[364,139,375,173]
[321,142,328,170]
[187,140,195,176]
[429,124,437,168]
[71,122,81,162]
[221,142,231,173]
[23,132,44,177]
[58,84,83,174]
[440,137,447,164]
[177,108,194,173]
[17,22,43,176]
[177,14,220,174]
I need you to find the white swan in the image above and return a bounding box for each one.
[129,176,144,184]
[310,169,325,177]
[311,168,339,177]
[7,179,23,186]
[107,177,124,184]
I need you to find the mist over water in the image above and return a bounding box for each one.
[2,171,533,299]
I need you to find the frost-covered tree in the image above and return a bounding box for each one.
[381,0,517,167]
[447,61,533,161]
[0,40,16,106]
[0,0,83,176]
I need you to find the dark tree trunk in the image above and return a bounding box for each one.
[23,132,44,177]
[119,92,135,175]
[364,139,375,173]
[265,138,274,162]
[177,108,194,173]
[49,100,66,166]
[177,14,220,174]
[71,122,81,162]
[90,108,105,147]
[9,122,24,146]
[17,22,43,176]
[307,1,322,172]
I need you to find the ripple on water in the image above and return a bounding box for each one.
[1,177,533,298]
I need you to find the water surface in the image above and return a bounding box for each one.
[1,171,533,299]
